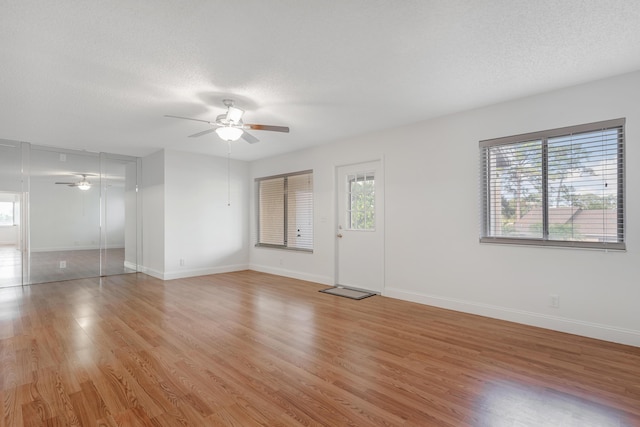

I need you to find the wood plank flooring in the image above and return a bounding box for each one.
[0,270,639,426]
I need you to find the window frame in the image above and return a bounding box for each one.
[255,169,313,252]
[479,118,625,250]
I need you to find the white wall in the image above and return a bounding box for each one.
[0,226,18,245]
[142,150,165,277]
[142,149,250,280]
[164,149,249,279]
[249,71,640,346]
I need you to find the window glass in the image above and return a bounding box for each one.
[480,119,624,249]
[256,171,313,251]
[348,172,375,230]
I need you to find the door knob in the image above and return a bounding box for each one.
[337,233,343,238]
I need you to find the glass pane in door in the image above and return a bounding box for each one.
[347,171,375,230]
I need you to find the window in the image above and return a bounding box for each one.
[480,118,624,250]
[347,171,375,230]
[0,202,15,226]
[256,170,313,251]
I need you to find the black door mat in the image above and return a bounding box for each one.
[319,286,376,300]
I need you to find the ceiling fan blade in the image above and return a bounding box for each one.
[241,131,260,144]
[55,182,75,185]
[164,115,212,124]
[245,124,289,133]
[188,128,218,138]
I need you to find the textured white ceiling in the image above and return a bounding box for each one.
[1,1,640,161]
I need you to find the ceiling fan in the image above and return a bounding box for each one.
[55,174,94,191]
[165,99,289,143]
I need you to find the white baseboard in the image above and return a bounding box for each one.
[139,266,164,279]
[139,263,330,284]
[160,264,250,281]
[123,261,141,271]
[384,287,640,348]
[31,245,125,252]
[249,264,333,285]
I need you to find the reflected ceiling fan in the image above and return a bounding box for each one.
[165,99,289,143]
[55,174,94,191]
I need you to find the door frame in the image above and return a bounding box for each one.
[334,156,385,293]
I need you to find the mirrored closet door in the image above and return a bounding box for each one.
[28,147,102,284]
[0,142,141,286]
[100,153,141,277]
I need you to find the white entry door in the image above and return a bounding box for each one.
[336,160,384,293]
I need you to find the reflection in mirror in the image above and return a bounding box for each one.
[1,143,140,286]
[28,147,101,284]
[0,140,23,287]
[101,154,139,276]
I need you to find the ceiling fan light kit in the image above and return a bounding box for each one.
[165,99,289,144]
[55,173,93,190]
[77,180,91,190]
[215,126,244,142]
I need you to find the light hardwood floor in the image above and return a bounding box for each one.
[0,271,639,426]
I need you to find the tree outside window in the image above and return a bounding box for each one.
[480,119,624,249]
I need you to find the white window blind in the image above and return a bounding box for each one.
[256,170,313,251]
[258,177,285,246]
[480,118,624,250]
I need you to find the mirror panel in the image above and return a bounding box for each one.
[0,140,23,287]
[101,154,139,276]
[28,147,101,284]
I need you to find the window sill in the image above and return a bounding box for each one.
[255,243,313,253]
[480,237,625,251]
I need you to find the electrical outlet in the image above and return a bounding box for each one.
[59,260,67,269]
[549,294,560,308]
[180,259,185,266]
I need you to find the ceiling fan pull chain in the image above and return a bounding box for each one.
[227,141,231,207]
